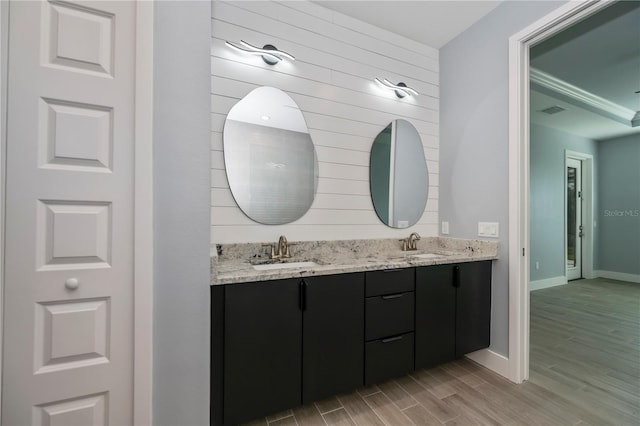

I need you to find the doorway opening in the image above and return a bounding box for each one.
[566,157,582,280]
[510,0,640,389]
[564,151,594,282]
[508,0,615,383]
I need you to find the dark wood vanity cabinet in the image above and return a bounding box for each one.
[212,261,492,425]
[213,273,364,425]
[415,261,492,369]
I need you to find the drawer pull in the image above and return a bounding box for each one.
[381,293,404,300]
[299,279,307,311]
[381,335,404,344]
[453,265,461,288]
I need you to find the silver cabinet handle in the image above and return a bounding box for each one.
[381,293,404,300]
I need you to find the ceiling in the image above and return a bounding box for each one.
[530,1,640,140]
[312,1,639,141]
[530,90,637,141]
[311,1,503,48]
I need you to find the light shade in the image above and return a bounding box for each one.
[225,40,295,65]
[375,78,419,98]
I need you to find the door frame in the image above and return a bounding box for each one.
[0,0,7,410]
[508,0,610,383]
[0,2,155,423]
[565,151,595,282]
[133,2,155,424]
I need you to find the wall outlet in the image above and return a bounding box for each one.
[535,261,540,270]
[441,221,449,235]
[478,222,499,238]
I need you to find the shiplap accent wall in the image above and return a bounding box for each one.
[211,0,439,244]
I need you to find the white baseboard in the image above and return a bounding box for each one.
[465,349,510,379]
[529,276,567,291]
[594,270,640,283]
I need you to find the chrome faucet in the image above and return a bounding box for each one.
[263,235,292,259]
[400,232,421,251]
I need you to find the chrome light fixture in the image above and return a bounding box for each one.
[375,78,419,98]
[225,40,295,65]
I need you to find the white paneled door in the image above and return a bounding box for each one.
[3,1,135,424]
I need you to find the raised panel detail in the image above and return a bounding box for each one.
[41,0,114,76]
[33,392,108,426]
[39,98,113,171]
[34,299,110,373]
[37,201,112,270]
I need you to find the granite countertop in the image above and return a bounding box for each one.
[211,237,498,285]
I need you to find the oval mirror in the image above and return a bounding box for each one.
[370,119,429,228]
[223,87,318,225]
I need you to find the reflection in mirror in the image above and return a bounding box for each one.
[223,87,318,225]
[370,119,429,228]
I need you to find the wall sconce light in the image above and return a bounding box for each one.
[375,78,419,98]
[225,40,295,65]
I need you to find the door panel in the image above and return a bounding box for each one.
[224,280,302,424]
[303,273,364,403]
[2,1,135,424]
[456,261,492,357]
[415,265,456,369]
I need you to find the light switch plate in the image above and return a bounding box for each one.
[397,220,409,228]
[478,222,499,238]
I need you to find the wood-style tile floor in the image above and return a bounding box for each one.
[244,278,639,425]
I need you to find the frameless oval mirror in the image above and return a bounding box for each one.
[370,119,429,228]
[223,86,318,225]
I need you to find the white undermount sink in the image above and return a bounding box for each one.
[252,261,318,271]
[410,253,446,259]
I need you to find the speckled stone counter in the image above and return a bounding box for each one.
[211,237,498,285]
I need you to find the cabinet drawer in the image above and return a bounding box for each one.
[365,332,414,385]
[365,292,414,341]
[366,268,414,297]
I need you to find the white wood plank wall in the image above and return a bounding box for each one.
[211,0,440,244]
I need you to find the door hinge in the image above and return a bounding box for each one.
[523,248,525,256]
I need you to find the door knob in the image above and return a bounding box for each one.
[65,278,79,290]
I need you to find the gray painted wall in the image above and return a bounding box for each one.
[597,134,640,275]
[153,2,211,425]
[440,0,566,357]
[529,124,597,282]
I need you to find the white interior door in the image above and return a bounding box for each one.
[567,157,583,281]
[2,1,135,424]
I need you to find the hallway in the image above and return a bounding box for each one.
[530,278,640,425]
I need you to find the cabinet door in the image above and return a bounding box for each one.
[224,279,302,424]
[456,261,492,357]
[415,265,456,369]
[302,273,364,403]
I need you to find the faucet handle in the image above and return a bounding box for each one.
[284,242,297,258]
[262,244,277,259]
[399,239,408,251]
